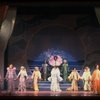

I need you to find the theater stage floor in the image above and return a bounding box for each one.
[0,91,99,96]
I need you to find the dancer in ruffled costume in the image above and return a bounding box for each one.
[5,64,17,94]
[31,67,41,91]
[17,66,28,92]
[91,64,100,95]
[82,66,91,91]
[67,68,80,91]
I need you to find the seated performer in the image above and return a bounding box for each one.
[67,67,80,91]
[17,66,28,92]
[31,66,41,91]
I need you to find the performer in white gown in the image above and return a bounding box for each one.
[48,55,63,92]
[48,66,63,92]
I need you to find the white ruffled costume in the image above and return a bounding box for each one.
[17,68,28,92]
[48,67,63,92]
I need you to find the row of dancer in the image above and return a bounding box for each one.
[0,63,100,95]
[32,63,100,94]
[67,64,100,95]
[0,63,67,93]
[4,64,62,93]
[3,64,41,94]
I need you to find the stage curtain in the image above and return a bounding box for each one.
[0,4,9,29]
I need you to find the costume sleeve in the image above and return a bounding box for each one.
[38,71,41,79]
[91,71,95,81]
[98,71,100,79]
[76,71,80,80]
[57,68,63,81]
[25,71,28,77]
[68,72,73,80]
[48,77,51,81]
[31,71,34,79]
[82,72,85,79]
[17,71,21,78]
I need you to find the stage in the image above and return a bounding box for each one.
[0,90,97,96]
